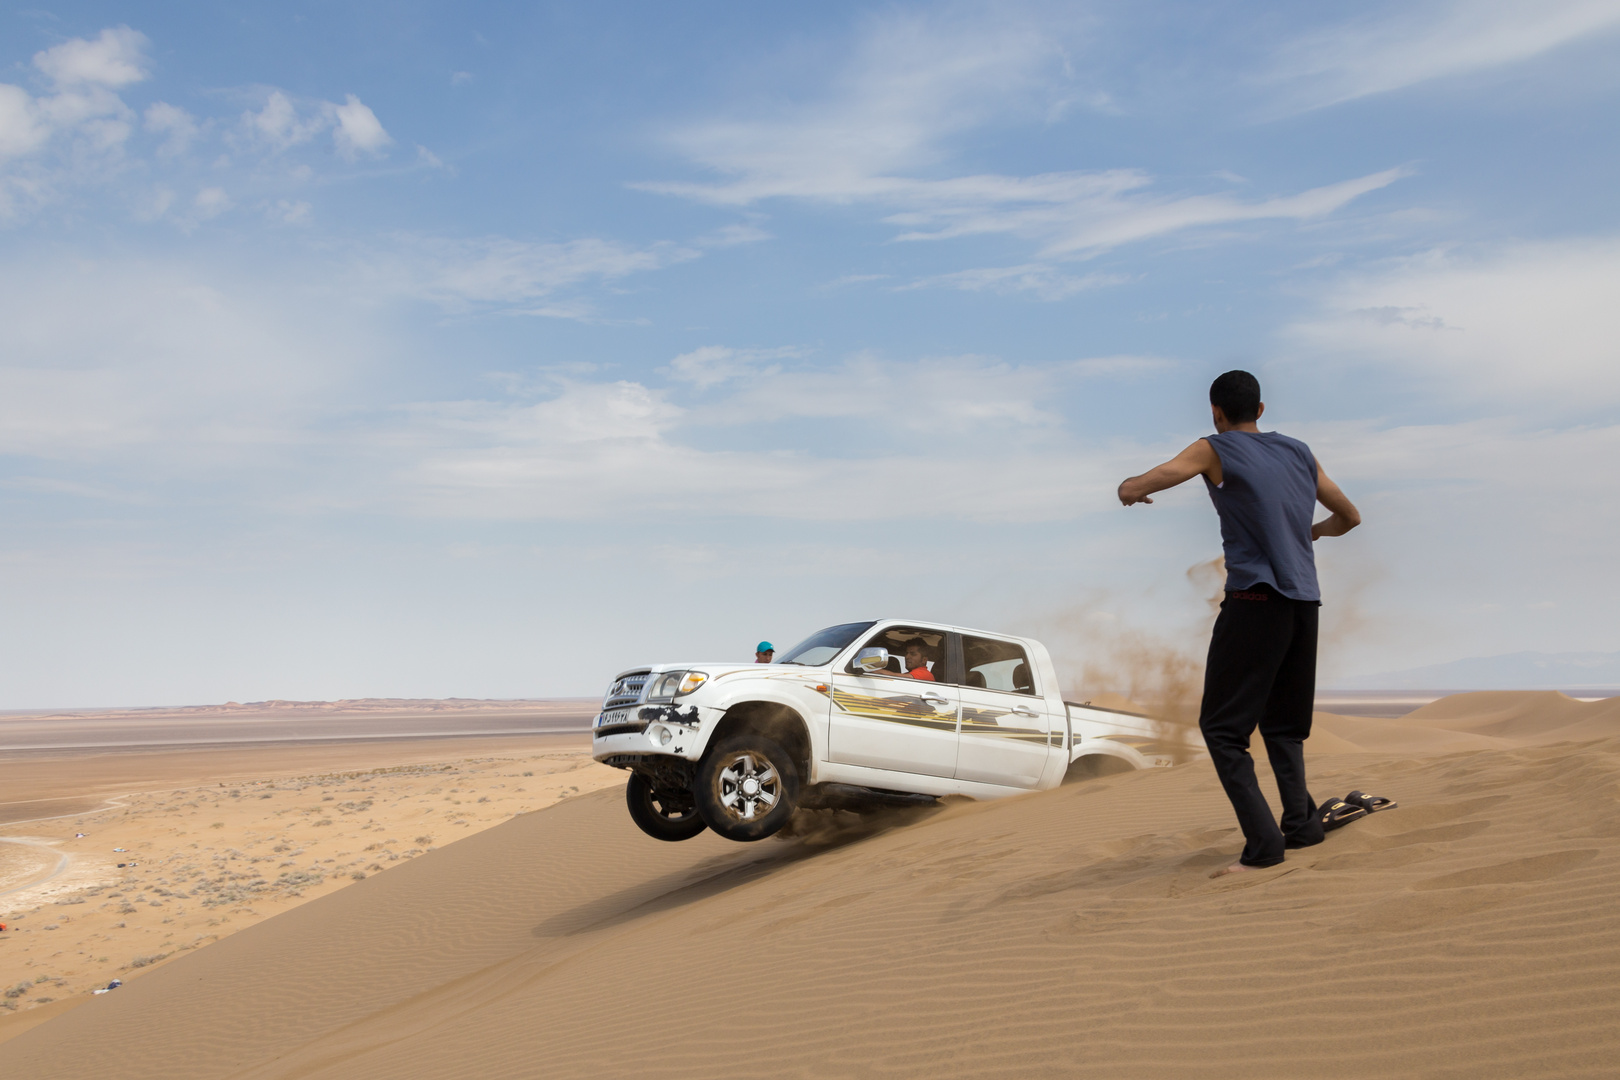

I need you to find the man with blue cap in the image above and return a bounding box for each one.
[754,641,774,663]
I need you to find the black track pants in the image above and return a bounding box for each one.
[1198,588,1325,867]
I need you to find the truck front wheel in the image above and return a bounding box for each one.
[626,771,708,842]
[694,734,800,841]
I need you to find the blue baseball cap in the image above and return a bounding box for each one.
[756,641,774,652]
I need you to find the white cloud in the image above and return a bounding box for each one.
[33,26,150,89]
[0,85,49,158]
[0,27,149,170]
[1,29,405,224]
[896,168,1409,257]
[239,90,393,161]
[1280,237,1620,408]
[821,273,891,289]
[393,375,1108,523]
[269,199,311,225]
[642,8,1405,268]
[0,253,376,462]
[644,11,1068,205]
[376,234,700,313]
[1270,0,1620,110]
[665,345,802,388]
[1067,355,1175,378]
[144,102,198,156]
[242,90,322,152]
[352,349,1188,523]
[133,185,175,221]
[193,187,231,220]
[697,222,772,247]
[687,352,1071,433]
[329,94,392,160]
[902,263,1128,300]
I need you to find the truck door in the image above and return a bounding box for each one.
[828,625,959,777]
[951,633,1055,788]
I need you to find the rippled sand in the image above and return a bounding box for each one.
[4,692,1619,1078]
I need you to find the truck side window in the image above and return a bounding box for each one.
[850,627,944,680]
[960,635,1036,695]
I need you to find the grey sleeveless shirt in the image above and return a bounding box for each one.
[1203,431,1321,603]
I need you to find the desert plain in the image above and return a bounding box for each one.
[2,690,1619,1078]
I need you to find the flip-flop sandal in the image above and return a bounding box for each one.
[1344,790,1398,813]
[1318,797,1368,832]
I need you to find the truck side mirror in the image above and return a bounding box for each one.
[853,647,891,673]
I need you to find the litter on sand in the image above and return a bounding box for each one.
[92,979,123,995]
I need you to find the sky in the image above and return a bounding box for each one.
[2,1,1618,707]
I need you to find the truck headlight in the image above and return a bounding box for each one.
[646,670,686,703]
[676,671,707,696]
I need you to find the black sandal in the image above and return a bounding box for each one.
[1318,797,1368,832]
[1344,790,1397,813]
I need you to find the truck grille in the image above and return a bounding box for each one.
[603,670,652,709]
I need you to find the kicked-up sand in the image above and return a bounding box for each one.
[3,691,1619,1078]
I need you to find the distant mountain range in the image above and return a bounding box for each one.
[1334,651,1620,691]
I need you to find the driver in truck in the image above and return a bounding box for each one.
[899,638,936,681]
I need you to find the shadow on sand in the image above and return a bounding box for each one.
[532,804,942,938]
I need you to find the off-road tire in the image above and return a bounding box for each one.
[1062,753,1136,785]
[694,733,800,842]
[626,771,708,842]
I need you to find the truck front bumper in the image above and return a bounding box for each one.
[590,701,719,764]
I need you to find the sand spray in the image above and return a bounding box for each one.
[1029,558,1226,763]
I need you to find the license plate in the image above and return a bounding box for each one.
[597,710,630,728]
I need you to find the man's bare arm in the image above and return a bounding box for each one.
[1118,439,1221,506]
[1311,463,1361,540]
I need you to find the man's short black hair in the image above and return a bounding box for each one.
[1209,370,1261,424]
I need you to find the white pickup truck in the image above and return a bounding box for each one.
[592,618,1179,842]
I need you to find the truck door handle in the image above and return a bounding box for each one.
[920,692,950,705]
[1010,705,1039,718]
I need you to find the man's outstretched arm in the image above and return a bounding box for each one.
[1311,463,1361,540]
[1118,440,1220,506]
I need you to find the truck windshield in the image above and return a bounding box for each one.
[773,622,876,666]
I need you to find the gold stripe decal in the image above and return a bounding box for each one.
[821,686,1050,741]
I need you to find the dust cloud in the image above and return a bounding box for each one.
[1032,553,1378,756]
[1031,558,1226,762]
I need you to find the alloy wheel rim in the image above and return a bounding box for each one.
[715,752,780,821]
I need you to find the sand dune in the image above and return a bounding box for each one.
[0,734,624,1038]
[4,692,1619,1078]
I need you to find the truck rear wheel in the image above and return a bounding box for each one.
[694,734,800,841]
[626,771,708,842]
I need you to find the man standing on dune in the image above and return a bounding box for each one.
[1117,371,1361,875]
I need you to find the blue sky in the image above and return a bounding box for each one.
[2,2,1618,706]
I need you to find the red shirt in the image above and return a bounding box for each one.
[907,666,935,681]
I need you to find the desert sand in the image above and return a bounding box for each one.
[0,700,615,1040]
[3,690,1619,1078]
